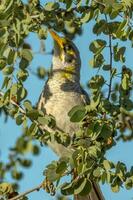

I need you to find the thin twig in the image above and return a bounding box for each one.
[93,0,133,28]
[107,34,113,100]
[0,91,25,114]
[104,15,113,100]
[0,91,62,136]
[9,183,43,200]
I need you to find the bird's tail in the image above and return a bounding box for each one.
[74,182,105,200]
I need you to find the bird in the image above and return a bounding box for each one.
[37,30,105,200]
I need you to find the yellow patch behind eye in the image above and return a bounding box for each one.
[66,65,75,72]
[62,73,73,80]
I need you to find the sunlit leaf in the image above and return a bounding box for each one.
[21,49,33,62]
[68,105,86,122]
[81,10,94,23]
[0,57,6,70]
[61,182,74,195]
[0,182,14,195]
[44,2,59,11]
[2,66,14,75]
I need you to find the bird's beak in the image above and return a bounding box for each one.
[49,30,64,49]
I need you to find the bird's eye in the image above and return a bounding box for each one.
[64,45,71,52]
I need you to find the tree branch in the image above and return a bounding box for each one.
[107,34,113,100]
[0,91,62,138]
[93,0,133,28]
[9,183,43,200]
[0,91,25,114]
[104,15,113,100]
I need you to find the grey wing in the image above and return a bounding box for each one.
[37,82,72,156]
[37,80,52,111]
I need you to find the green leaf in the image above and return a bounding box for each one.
[74,178,92,196]
[68,105,86,122]
[119,47,126,62]
[17,69,29,82]
[37,67,47,79]
[44,2,59,11]
[113,44,126,63]
[110,10,119,19]
[125,178,133,190]
[19,159,32,168]
[16,115,24,125]
[93,20,106,35]
[10,83,27,102]
[2,66,14,75]
[93,167,102,178]
[93,121,101,133]
[0,57,6,70]
[88,121,101,140]
[76,0,82,7]
[121,99,133,111]
[0,182,14,195]
[103,160,112,170]
[56,161,67,174]
[38,116,49,125]
[38,28,47,40]
[80,10,93,23]
[106,171,112,183]
[2,0,14,15]
[27,109,39,120]
[116,162,127,174]
[45,162,60,182]
[129,30,133,41]
[0,27,6,37]
[89,75,104,89]
[88,145,101,158]
[0,98,4,108]
[89,94,101,110]
[115,19,128,37]
[77,138,91,148]
[19,58,29,69]
[89,54,104,68]
[101,171,107,184]
[102,64,111,71]
[38,115,55,127]
[11,170,23,180]
[112,2,123,10]
[111,184,120,193]
[7,49,16,65]
[74,178,87,195]
[121,73,130,90]
[21,49,33,62]
[28,122,38,136]
[100,124,112,139]
[72,150,81,167]
[122,0,133,7]
[32,145,40,155]
[61,182,74,195]
[89,40,106,55]
[65,0,73,10]
[23,100,32,111]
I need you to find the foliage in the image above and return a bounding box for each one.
[0,0,133,199]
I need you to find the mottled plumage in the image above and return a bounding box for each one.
[38,31,105,200]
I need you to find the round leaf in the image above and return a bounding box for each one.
[68,105,86,122]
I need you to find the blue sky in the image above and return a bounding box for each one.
[0,1,133,200]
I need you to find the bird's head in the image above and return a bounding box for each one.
[49,30,81,81]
